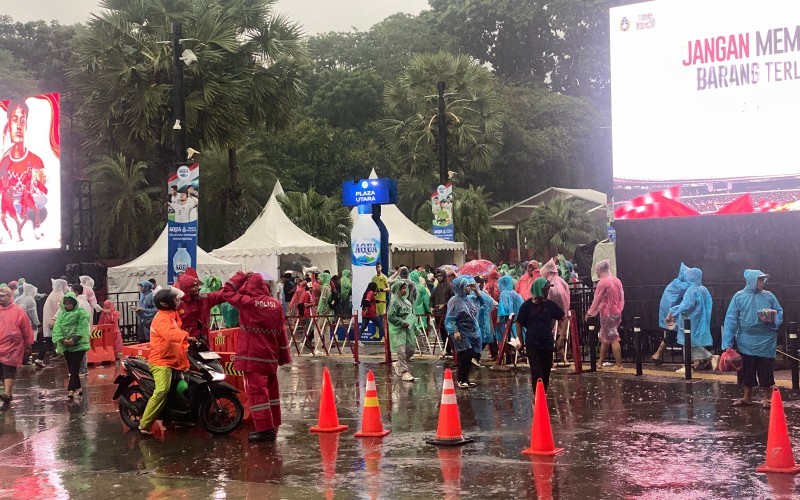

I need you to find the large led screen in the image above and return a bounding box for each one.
[610,0,800,215]
[0,93,61,250]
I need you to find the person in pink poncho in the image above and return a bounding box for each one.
[98,299,123,352]
[516,260,540,301]
[541,259,571,352]
[586,259,625,370]
[0,285,34,404]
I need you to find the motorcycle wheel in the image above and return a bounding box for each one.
[119,385,146,428]
[198,389,244,435]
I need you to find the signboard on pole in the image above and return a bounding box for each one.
[431,183,454,241]
[167,163,199,284]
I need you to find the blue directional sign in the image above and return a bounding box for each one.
[341,178,398,207]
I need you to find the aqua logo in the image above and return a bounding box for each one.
[352,238,380,266]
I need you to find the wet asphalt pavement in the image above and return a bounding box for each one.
[1,355,800,499]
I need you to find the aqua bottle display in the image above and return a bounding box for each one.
[173,245,192,276]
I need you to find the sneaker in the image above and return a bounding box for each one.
[467,382,477,387]
[139,427,153,436]
[392,361,402,377]
[602,362,614,367]
[471,358,483,368]
[457,381,470,389]
[401,372,416,382]
[675,366,685,373]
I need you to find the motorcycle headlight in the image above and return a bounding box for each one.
[211,371,226,381]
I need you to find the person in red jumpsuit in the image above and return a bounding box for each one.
[222,271,291,442]
[175,274,226,343]
[0,177,21,241]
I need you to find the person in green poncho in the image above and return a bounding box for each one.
[388,281,417,382]
[52,292,91,399]
[340,270,352,314]
[409,270,431,340]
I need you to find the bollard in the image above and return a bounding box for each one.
[683,318,692,381]
[588,316,597,372]
[633,317,643,376]
[789,322,798,393]
[569,315,583,374]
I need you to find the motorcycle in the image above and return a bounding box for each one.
[113,339,244,434]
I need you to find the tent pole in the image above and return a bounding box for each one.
[477,233,482,260]
[516,225,521,262]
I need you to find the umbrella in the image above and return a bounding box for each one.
[459,259,496,277]
[438,265,459,274]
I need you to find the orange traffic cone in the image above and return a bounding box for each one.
[522,379,564,456]
[354,370,391,438]
[756,387,800,473]
[426,369,474,446]
[310,367,349,433]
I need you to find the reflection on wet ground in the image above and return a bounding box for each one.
[1,357,799,498]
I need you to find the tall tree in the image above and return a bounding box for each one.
[87,154,161,258]
[69,0,306,240]
[277,189,352,245]
[454,185,497,258]
[383,51,504,182]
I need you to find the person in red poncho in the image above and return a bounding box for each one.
[516,260,540,301]
[222,271,291,442]
[0,285,33,404]
[175,273,226,343]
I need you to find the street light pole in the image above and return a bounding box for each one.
[172,21,186,164]
[437,81,448,186]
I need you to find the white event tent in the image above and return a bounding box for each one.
[107,227,241,294]
[211,180,338,278]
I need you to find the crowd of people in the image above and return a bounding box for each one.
[0,255,785,439]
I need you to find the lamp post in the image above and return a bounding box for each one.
[172,21,186,164]
[437,81,448,186]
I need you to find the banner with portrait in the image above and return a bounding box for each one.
[0,93,61,251]
[431,183,454,241]
[167,163,199,284]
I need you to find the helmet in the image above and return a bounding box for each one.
[154,287,185,311]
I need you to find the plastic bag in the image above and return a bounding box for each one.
[718,348,743,372]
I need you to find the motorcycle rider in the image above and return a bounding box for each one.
[138,287,196,435]
[222,271,291,443]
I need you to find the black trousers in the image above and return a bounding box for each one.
[64,350,86,392]
[528,347,554,391]
[457,349,473,383]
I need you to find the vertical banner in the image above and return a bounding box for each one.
[167,163,199,284]
[431,183,454,241]
[351,205,383,341]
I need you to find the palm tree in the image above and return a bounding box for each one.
[70,0,306,234]
[198,142,275,249]
[454,185,497,258]
[278,189,352,246]
[522,198,602,258]
[87,154,161,258]
[383,52,504,179]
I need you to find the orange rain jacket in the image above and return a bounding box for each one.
[148,310,190,371]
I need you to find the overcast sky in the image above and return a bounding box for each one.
[3,0,430,34]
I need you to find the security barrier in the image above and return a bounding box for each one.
[210,328,239,353]
[87,324,118,365]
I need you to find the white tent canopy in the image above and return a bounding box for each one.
[107,227,241,294]
[211,180,338,277]
[349,169,466,268]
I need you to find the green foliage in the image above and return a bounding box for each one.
[309,69,384,129]
[383,52,504,179]
[0,49,40,97]
[521,198,603,258]
[198,142,274,250]
[277,189,352,246]
[87,154,161,258]
[454,185,497,258]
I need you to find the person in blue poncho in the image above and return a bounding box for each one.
[723,270,783,408]
[445,276,481,388]
[651,263,690,365]
[134,280,157,342]
[666,268,713,371]
[473,277,497,366]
